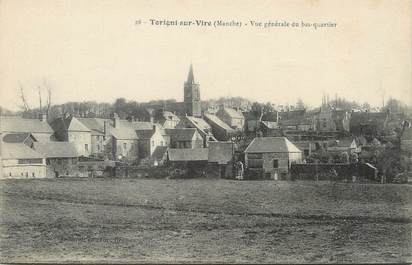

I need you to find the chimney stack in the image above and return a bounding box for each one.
[104,120,110,137]
[39,113,47,122]
[113,113,120,128]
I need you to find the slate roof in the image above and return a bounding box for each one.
[168,148,209,161]
[208,141,233,164]
[120,120,157,130]
[350,112,388,127]
[1,116,53,134]
[67,117,91,131]
[204,113,235,132]
[77,118,111,135]
[31,133,52,142]
[135,129,155,139]
[2,133,32,143]
[163,128,197,141]
[336,138,356,147]
[261,121,279,129]
[151,146,168,161]
[185,116,211,131]
[111,127,138,140]
[50,116,90,133]
[162,111,180,121]
[33,142,79,158]
[223,107,244,119]
[245,137,302,153]
[1,143,45,160]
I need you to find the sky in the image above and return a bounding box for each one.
[0,0,411,111]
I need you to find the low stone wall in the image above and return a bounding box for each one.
[290,163,378,182]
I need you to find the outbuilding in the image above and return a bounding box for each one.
[244,137,302,180]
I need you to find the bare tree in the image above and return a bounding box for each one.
[38,86,42,112]
[19,83,30,111]
[43,78,52,115]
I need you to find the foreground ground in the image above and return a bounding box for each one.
[0,178,411,263]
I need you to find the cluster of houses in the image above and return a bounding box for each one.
[1,65,411,180]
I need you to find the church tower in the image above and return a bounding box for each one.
[184,64,201,117]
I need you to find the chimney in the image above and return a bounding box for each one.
[113,113,120,128]
[39,113,47,122]
[104,120,110,136]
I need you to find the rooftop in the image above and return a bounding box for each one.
[1,116,53,134]
[2,143,44,160]
[168,148,209,162]
[245,137,302,153]
[33,142,79,158]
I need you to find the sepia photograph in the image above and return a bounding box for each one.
[0,0,411,263]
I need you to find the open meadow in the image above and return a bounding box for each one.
[0,178,411,263]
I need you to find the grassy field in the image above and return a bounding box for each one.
[0,178,411,263]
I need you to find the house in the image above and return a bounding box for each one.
[262,111,279,123]
[163,128,203,149]
[332,109,351,132]
[203,113,237,141]
[261,121,282,137]
[33,142,79,178]
[76,117,113,158]
[349,111,389,136]
[149,146,169,166]
[0,115,54,142]
[110,122,139,162]
[244,137,302,179]
[51,115,92,157]
[177,115,217,147]
[280,118,313,131]
[313,101,337,132]
[327,137,359,154]
[167,148,209,177]
[243,111,261,133]
[135,125,165,160]
[1,143,47,179]
[216,105,245,131]
[155,110,180,129]
[2,132,37,148]
[278,109,306,121]
[292,141,316,158]
[207,141,234,178]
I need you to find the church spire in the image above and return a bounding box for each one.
[187,64,195,84]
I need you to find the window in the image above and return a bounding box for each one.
[123,143,127,149]
[32,172,35,177]
[9,172,11,177]
[25,172,28,178]
[304,149,309,156]
[248,153,263,168]
[18,159,42,164]
[248,153,263,159]
[97,145,100,151]
[273,159,279,168]
[85,144,89,152]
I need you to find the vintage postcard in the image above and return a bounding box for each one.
[0,0,411,263]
